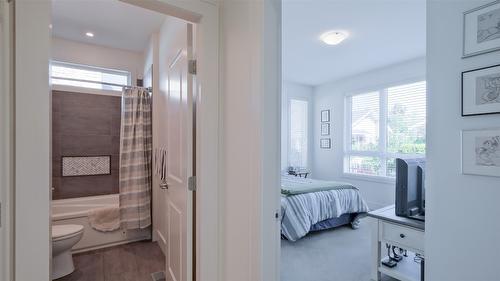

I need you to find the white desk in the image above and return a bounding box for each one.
[367,205,425,281]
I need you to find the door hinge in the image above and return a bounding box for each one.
[188,60,197,75]
[188,176,197,191]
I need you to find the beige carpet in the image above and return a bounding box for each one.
[281,218,400,281]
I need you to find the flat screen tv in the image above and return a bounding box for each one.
[395,158,425,221]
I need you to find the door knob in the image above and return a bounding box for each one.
[160,182,169,189]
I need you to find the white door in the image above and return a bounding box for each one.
[163,22,194,281]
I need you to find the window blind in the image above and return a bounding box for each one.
[51,61,131,92]
[351,91,380,151]
[387,81,427,154]
[289,99,308,168]
[346,81,426,178]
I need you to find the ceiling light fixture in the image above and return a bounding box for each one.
[320,31,348,45]
[85,32,94,38]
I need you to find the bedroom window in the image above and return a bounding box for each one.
[289,99,308,168]
[50,61,131,92]
[345,81,426,178]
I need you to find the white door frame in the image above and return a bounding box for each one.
[13,0,220,280]
[0,0,14,280]
[14,1,52,280]
[218,1,281,280]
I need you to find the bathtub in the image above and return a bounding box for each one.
[52,194,151,253]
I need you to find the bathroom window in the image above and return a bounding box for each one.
[50,61,131,92]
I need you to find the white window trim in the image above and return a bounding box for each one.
[343,78,426,181]
[51,84,123,97]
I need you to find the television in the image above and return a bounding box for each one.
[395,158,425,221]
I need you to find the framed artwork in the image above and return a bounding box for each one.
[462,64,500,116]
[321,123,330,136]
[320,138,331,149]
[462,128,500,177]
[463,0,500,57]
[321,110,330,122]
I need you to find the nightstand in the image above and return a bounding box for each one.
[367,205,425,281]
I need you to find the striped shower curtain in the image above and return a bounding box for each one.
[119,87,152,229]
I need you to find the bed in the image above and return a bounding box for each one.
[280,175,370,241]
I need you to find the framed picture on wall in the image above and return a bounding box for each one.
[321,110,330,122]
[462,64,500,116]
[463,0,500,57]
[462,128,500,177]
[320,138,331,149]
[321,123,330,136]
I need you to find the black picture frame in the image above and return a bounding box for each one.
[320,138,331,149]
[321,123,330,136]
[462,63,500,117]
[321,110,330,122]
[463,0,500,58]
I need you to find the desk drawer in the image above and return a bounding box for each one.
[381,221,424,251]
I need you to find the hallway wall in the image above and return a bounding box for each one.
[426,0,500,279]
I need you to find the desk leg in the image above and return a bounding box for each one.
[369,218,381,281]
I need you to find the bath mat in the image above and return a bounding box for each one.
[151,271,166,281]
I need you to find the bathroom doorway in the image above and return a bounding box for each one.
[48,1,195,280]
[10,1,218,280]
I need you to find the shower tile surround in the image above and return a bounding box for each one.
[52,91,121,199]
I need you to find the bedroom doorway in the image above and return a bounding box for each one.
[279,1,426,280]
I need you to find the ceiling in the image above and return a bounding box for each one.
[283,0,426,86]
[51,0,167,53]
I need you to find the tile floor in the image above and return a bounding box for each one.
[56,240,165,281]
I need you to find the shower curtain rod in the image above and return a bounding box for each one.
[51,76,152,92]
[123,85,153,92]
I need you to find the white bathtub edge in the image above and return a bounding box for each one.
[72,236,151,254]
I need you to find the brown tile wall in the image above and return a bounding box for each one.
[52,91,121,199]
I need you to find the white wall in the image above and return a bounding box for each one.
[51,37,143,85]
[281,81,314,170]
[312,57,426,209]
[426,1,500,280]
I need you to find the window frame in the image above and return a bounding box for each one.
[50,60,132,93]
[288,97,309,169]
[344,78,426,181]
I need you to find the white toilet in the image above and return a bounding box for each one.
[52,224,84,280]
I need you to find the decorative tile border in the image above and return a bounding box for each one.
[62,156,111,177]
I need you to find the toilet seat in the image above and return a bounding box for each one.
[52,224,84,241]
